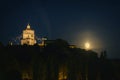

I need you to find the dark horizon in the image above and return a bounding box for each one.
[0,39,120,80]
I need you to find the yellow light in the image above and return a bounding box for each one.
[85,42,90,50]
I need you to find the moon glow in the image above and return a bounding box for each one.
[85,42,90,50]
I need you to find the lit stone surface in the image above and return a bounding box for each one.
[21,24,36,45]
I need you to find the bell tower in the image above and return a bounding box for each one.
[21,24,36,45]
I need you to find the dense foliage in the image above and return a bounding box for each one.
[0,39,119,80]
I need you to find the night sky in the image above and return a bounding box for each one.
[0,0,120,58]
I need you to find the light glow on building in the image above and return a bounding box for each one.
[21,24,36,45]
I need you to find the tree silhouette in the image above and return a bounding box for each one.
[0,40,119,80]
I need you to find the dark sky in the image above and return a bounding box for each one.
[0,0,120,58]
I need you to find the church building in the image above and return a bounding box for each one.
[21,24,36,45]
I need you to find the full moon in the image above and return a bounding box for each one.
[85,42,90,50]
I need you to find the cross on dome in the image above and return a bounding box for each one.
[27,24,30,29]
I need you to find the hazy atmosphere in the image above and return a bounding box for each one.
[0,0,120,58]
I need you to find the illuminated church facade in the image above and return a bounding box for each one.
[20,24,68,80]
[21,24,36,45]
